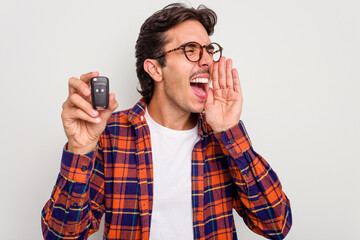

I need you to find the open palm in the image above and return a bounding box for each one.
[205,57,243,132]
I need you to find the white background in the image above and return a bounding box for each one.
[1,0,359,239]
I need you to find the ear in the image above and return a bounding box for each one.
[144,59,163,82]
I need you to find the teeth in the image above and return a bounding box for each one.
[190,78,209,83]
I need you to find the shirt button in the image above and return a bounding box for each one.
[246,172,250,177]
[73,203,78,207]
[81,166,87,172]
[229,139,235,144]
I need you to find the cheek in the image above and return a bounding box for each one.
[163,56,198,91]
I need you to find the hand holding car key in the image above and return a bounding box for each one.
[61,72,118,154]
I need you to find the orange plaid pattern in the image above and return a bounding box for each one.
[42,98,292,239]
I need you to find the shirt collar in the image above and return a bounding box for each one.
[127,98,210,137]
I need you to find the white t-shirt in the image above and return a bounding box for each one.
[146,109,200,240]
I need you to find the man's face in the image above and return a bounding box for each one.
[158,20,213,114]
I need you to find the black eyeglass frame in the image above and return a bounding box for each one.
[153,42,223,62]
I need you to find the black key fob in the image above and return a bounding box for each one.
[90,76,109,110]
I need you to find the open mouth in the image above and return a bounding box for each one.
[190,78,208,99]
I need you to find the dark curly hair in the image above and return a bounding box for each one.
[135,3,217,104]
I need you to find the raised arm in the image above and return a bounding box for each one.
[41,147,105,239]
[214,122,292,239]
[206,58,292,239]
[41,72,118,239]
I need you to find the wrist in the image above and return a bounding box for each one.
[66,142,97,155]
[212,122,239,133]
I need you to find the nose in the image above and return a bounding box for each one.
[197,48,213,68]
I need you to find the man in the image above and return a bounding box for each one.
[42,3,292,240]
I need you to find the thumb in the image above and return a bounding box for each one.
[99,93,118,122]
[206,87,214,106]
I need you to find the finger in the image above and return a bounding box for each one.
[80,71,99,83]
[211,62,220,90]
[218,57,226,89]
[226,59,233,88]
[62,98,74,109]
[66,107,101,124]
[107,93,118,111]
[103,93,118,112]
[205,87,214,106]
[232,68,243,98]
[98,93,119,121]
[68,93,99,118]
[68,77,92,97]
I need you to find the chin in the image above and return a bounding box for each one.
[190,103,206,113]
[185,94,206,113]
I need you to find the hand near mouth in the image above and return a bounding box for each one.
[205,56,243,132]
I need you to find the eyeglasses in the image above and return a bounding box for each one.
[154,42,223,62]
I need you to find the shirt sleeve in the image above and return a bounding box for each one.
[214,121,292,240]
[41,144,105,239]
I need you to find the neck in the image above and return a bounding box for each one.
[147,95,197,131]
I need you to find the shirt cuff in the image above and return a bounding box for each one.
[60,144,97,183]
[214,120,252,158]
[214,121,255,183]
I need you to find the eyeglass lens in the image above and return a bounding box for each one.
[184,43,221,62]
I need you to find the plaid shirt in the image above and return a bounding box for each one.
[42,98,292,240]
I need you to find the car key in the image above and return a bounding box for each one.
[90,76,109,110]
